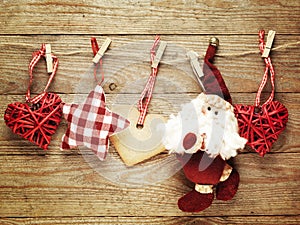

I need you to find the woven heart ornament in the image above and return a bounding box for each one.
[234,30,288,156]
[4,44,62,149]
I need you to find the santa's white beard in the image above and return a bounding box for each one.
[163,93,247,160]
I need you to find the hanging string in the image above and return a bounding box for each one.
[1,40,298,59]
[136,36,161,127]
[91,37,105,85]
[215,41,300,58]
[255,30,276,107]
[26,44,59,104]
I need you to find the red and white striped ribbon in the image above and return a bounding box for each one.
[137,36,161,126]
[91,37,104,85]
[255,30,276,107]
[26,44,59,104]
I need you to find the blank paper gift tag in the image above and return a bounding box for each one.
[110,105,167,166]
[110,36,167,166]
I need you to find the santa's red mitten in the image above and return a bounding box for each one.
[163,38,246,212]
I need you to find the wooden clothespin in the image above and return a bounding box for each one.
[92,38,112,64]
[45,44,53,73]
[187,50,205,91]
[151,41,167,68]
[262,30,276,58]
[187,51,204,78]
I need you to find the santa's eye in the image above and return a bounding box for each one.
[215,111,218,115]
[207,106,211,111]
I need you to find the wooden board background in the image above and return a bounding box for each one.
[0,0,299,224]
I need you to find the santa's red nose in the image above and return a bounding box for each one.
[183,132,197,150]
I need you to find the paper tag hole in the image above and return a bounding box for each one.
[136,124,144,129]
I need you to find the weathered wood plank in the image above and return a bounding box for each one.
[1,0,299,223]
[0,0,299,34]
[0,216,299,225]
[0,93,298,154]
[0,153,299,217]
[0,35,299,95]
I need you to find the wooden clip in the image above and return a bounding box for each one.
[45,44,53,73]
[262,30,276,58]
[187,51,205,91]
[92,38,112,64]
[187,51,204,78]
[151,41,167,68]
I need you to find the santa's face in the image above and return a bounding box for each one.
[163,93,247,160]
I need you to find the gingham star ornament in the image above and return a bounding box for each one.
[61,84,130,160]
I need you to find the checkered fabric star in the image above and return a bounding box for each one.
[61,84,130,160]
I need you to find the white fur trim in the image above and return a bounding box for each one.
[163,93,247,159]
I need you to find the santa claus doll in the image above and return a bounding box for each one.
[163,38,247,212]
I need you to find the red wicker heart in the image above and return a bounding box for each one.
[4,93,62,149]
[234,101,288,156]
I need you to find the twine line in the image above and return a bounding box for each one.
[0,41,298,58]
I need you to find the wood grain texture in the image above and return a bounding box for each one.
[1,0,299,224]
[0,216,299,225]
[0,35,299,95]
[0,0,299,35]
[0,153,299,217]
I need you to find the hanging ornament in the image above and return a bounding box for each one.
[164,38,246,160]
[163,38,247,212]
[110,36,168,166]
[234,30,288,156]
[4,44,62,150]
[60,38,130,160]
[79,39,199,187]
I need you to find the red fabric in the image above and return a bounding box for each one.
[177,39,239,212]
[216,169,240,201]
[177,151,226,185]
[91,37,100,56]
[61,84,130,160]
[178,190,214,212]
[183,132,197,150]
[91,37,104,84]
[255,30,275,107]
[60,37,130,160]
[27,44,59,103]
[137,36,160,126]
[202,44,232,104]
